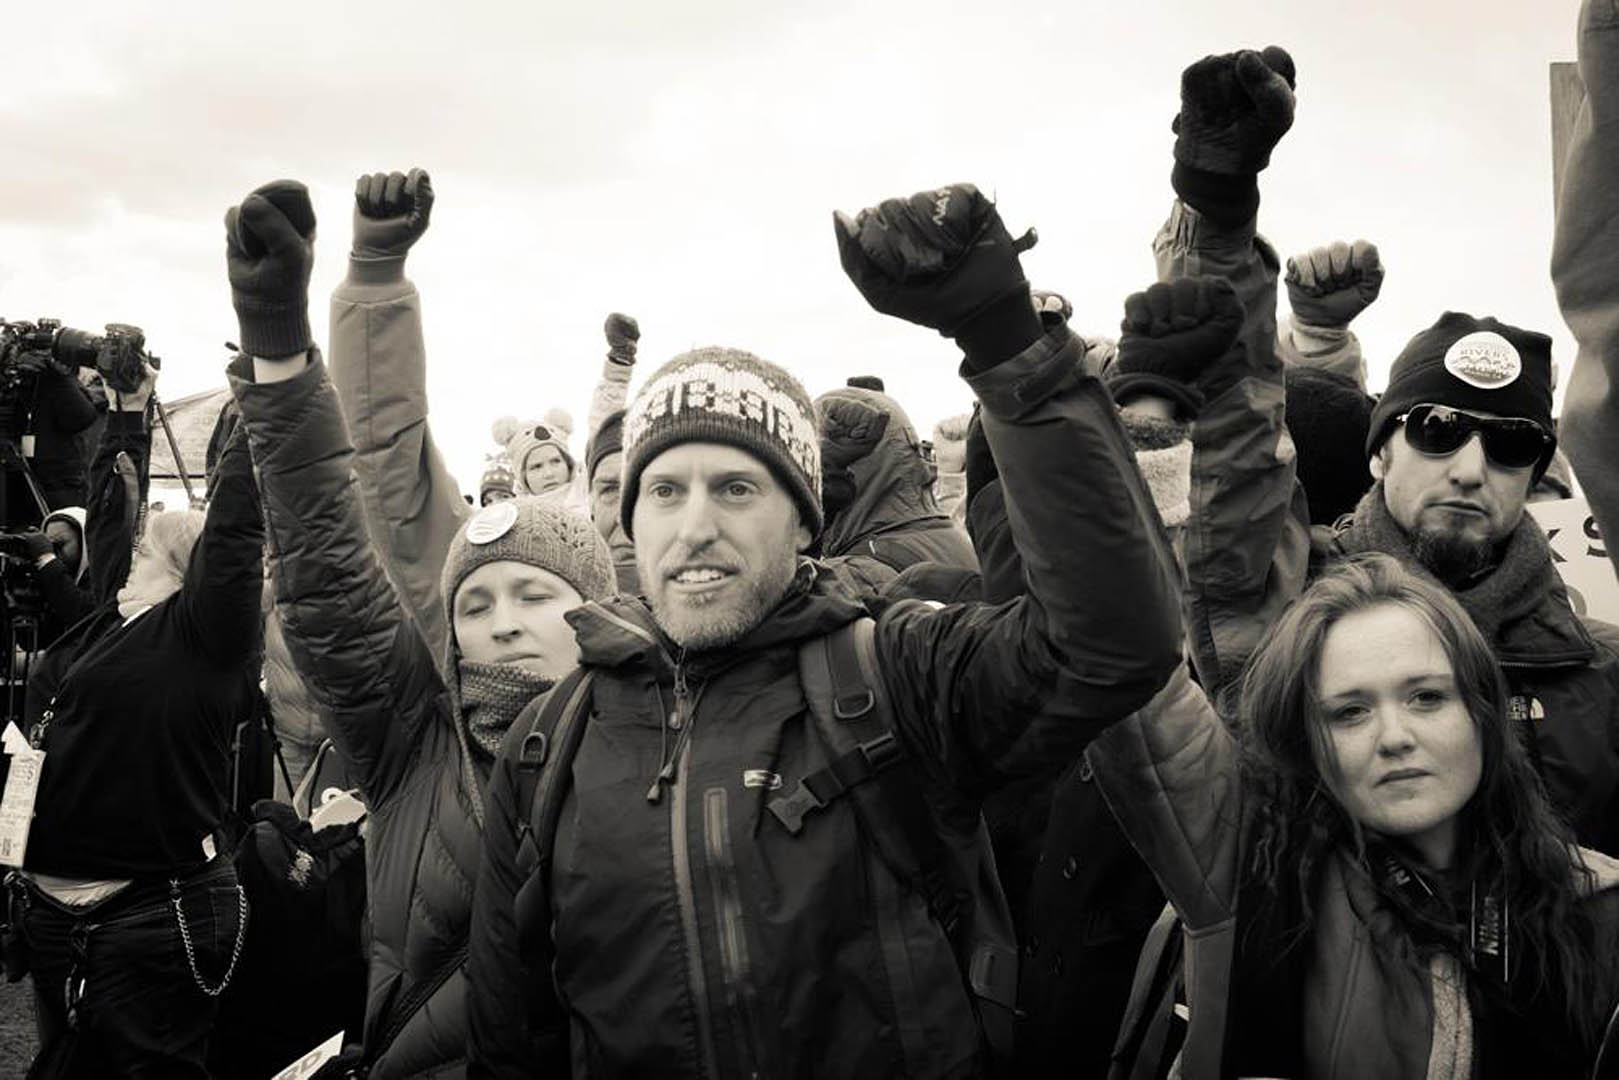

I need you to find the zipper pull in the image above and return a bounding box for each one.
[645,760,677,804]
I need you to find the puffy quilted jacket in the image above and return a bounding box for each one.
[466,325,1186,1078]
[231,353,485,1080]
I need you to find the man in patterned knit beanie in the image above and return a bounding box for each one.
[470,183,1185,1076]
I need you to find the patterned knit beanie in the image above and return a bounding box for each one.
[619,347,822,539]
[441,497,615,629]
[479,456,516,504]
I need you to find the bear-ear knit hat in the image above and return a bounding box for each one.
[619,346,822,540]
[441,496,615,632]
[1366,312,1556,473]
[494,409,577,495]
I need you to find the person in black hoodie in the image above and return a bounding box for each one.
[7,289,265,1075]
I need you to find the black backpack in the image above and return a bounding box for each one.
[510,616,1019,1068]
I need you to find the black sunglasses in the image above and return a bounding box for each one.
[1398,403,1552,470]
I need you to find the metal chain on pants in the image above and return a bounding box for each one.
[170,879,249,997]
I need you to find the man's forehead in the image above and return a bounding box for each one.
[642,441,773,480]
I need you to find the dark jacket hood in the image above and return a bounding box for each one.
[816,387,949,558]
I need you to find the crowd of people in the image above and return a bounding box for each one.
[3,10,1619,1078]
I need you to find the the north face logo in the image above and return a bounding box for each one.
[1444,331,1522,389]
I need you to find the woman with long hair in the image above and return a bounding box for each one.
[1095,552,1619,1078]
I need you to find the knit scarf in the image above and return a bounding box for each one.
[1336,483,1553,643]
[456,660,555,763]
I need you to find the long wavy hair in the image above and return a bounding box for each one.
[1237,552,1606,1047]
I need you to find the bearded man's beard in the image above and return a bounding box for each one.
[1411,527,1494,587]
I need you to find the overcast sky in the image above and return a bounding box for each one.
[0,0,1584,494]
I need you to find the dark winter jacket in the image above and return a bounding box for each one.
[230,354,485,1080]
[816,386,979,593]
[29,366,99,512]
[1089,663,1619,1079]
[25,405,263,879]
[467,325,1185,1079]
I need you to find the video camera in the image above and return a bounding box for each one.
[0,318,158,402]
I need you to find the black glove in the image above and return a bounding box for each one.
[225,180,316,359]
[835,184,1039,365]
[1107,277,1245,417]
[604,312,640,365]
[1286,240,1383,328]
[353,168,433,259]
[1171,47,1296,225]
[1173,46,1296,175]
[818,394,890,521]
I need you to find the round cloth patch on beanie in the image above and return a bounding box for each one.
[441,496,616,630]
[1444,331,1522,389]
[466,500,519,544]
[619,346,822,540]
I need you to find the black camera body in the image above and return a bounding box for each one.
[0,317,158,400]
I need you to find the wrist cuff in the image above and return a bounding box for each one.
[234,298,313,360]
[1171,163,1259,227]
[346,255,408,287]
[953,287,1042,374]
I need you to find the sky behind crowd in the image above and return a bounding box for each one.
[0,0,1585,493]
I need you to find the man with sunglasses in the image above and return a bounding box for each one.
[1313,311,1619,853]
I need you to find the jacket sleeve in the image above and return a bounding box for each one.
[34,560,95,631]
[36,370,99,436]
[965,479,1023,606]
[1554,0,1619,583]
[1083,665,1241,931]
[587,355,634,440]
[1275,315,1367,389]
[467,717,569,1077]
[1157,200,1312,699]
[85,407,148,608]
[330,256,471,660]
[877,328,1184,800]
[228,352,447,809]
[171,421,264,666]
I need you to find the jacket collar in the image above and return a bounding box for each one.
[1332,484,1595,669]
[566,558,870,676]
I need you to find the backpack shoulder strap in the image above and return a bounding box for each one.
[514,667,596,861]
[775,617,1020,1060]
[768,617,902,833]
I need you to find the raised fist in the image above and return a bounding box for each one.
[1285,239,1383,328]
[817,393,891,470]
[1108,276,1245,416]
[1173,46,1297,176]
[1031,288,1073,330]
[225,179,316,358]
[835,183,1036,337]
[604,312,640,364]
[353,168,434,259]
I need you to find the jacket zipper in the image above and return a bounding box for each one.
[704,785,768,1079]
[667,661,724,1078]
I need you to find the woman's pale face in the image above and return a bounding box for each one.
[452,559,583,679]
[524,445,571,495]
[1313,603,1483,870]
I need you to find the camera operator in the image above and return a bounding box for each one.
[0,350,99,525]
[0,507,95,649]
